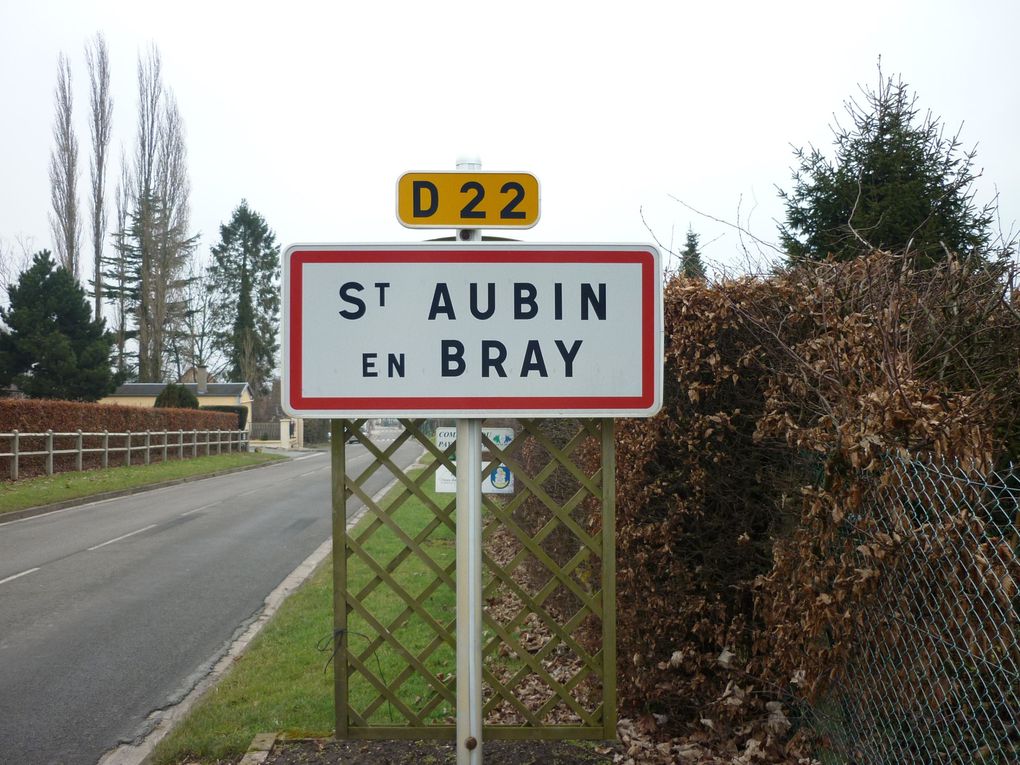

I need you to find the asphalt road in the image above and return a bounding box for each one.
[0,439,422,765]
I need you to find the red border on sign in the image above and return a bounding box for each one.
[288,249,656,413]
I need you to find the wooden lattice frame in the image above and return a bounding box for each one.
[331,418,616,741]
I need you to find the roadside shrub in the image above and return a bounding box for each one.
[0,398,237,479]
[201,405,248,430]
[612,274,791,726]
[154,383,199,409]
[610,251,1020,756]
[302,418,330,444]
[748,253,1019,696]
[0,398,236,432]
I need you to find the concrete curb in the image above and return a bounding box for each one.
[239,732,278,764]
[0,455,299,525]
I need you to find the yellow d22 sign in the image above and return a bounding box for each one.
[397,172,540,229]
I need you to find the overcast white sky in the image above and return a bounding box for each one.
[1,0,1017,279]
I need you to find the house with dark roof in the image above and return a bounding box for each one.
[99,367,253,431]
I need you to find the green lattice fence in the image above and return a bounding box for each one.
[330,418,616,741]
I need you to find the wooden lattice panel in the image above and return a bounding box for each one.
[331,418,616,741]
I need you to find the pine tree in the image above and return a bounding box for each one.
[680,227,706,279]
[101,160,138,379]
[207,201,280,396]
[0,251,115,400]
[779,72,995,267]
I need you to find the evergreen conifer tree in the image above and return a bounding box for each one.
[779,72,995,267]
[154,382,198,409]
[207,201,280,396]
[680,227,706,279]
[0,250,115,400]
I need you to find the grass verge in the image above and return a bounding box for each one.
[150,465,457,764]
[0,451,286,517]
[151,552,337,763]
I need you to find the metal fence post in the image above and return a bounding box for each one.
[76,429,83,472]
[45,430,54,476]
[192,429,198,458]
[179,429,184,460]
[126,430,132,466]
[162,430,168,462]
[11,430,18,481]
[144,430,151,465]
[102,430,109,469]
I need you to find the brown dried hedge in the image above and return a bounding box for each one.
[611,251,1020,755]
[0,398,238,480]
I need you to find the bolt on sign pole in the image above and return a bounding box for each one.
[454,155,484,765]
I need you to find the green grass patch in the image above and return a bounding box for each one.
[345,472,456,725]
[0,451,285,516]
[150,467,458,764]
[151,553,337,763]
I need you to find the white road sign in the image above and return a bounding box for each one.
[433,426,514,494]
[281,243,662,418]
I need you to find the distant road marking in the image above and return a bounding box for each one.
[180,503,218,517]
[0,567,40,585]
[87,524,158,551]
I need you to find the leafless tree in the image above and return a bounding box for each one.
[147,91,197,381]
[238,329,260,398]
[85,32,113,321]
[130,46,196,381]
[0,236,36,308]
[134,45,162,204]
[48,53,81,277]
[166,264,221,381]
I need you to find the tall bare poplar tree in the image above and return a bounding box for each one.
[48,53,81,277]
[133,45,162,380]
[148,92,197,379]
[167,264,218,381]
[115,45,196,382]
[85,33,113,321]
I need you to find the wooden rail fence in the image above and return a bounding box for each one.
[0,429,249,481]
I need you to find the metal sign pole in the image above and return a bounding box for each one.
[454,155,484,765]
[455,417,483,764]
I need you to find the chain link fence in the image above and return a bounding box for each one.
[808,456,1019,764]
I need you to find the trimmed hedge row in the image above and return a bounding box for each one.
[200,405,248,430]
[0,399,240,480]
[0,398,236,432]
